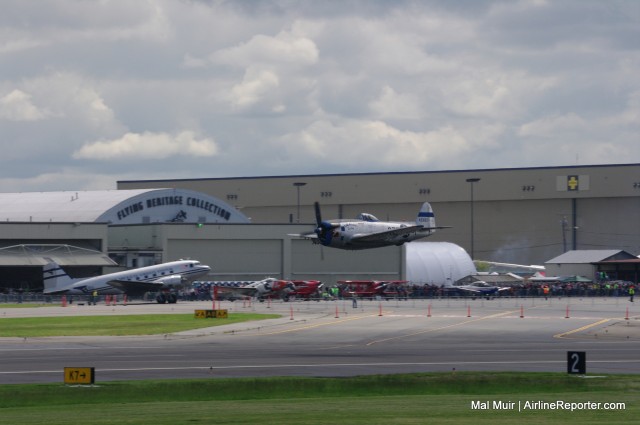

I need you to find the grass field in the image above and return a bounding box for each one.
[0,313,280,337]
[0,303,53,308]
[0,373,637,424]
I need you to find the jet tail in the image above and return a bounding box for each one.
[42,261,74,294]
[416,202,436,228]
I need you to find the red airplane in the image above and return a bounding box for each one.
[284,280,324,301]
[337,280,409,299]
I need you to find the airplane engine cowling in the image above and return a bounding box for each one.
[155,275,183,286]
[315,221,336,246]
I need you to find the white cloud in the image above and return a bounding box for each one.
[208,29,319,68]
[0,36,45,54]
[278,118,484,168]
[518,113,587,138]
[369,86,424,120]
[0,1,172,56]
[0,1,639,191]
[230,67,281,110]
[73,131,218,160]
[0,89,49,121]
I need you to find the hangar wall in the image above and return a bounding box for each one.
[118,164,640,265]
[107,223,405,286]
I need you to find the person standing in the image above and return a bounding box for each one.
[629,286,635,303]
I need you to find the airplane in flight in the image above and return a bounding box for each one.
[291,202,449,250]
[43,259,211,304]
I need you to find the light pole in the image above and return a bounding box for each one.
[465,178,481,260]
[293,182,307,223]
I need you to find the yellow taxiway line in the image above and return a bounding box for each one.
[553,318,612,339]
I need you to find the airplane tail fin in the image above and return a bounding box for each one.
[416,202,436,228]
[42,260,74,294]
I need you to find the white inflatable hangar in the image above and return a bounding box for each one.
[405,242,476,286]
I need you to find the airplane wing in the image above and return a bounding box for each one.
[288,232,318,240]
[107,280,165,295]
[456,286,484,294]
[350,225,425,243]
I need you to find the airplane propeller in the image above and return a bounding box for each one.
[314,201,322,228]
[313,202,339,246]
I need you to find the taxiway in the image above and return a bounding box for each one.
[1,297,639,384]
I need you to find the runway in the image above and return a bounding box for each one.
[1,297,639,384]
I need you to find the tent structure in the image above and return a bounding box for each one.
[405,242,476,286]
[0,244,116,266]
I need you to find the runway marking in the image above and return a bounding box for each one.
[553,318,612,339]
[366,310,518,346]
[5,359,640,377]
[242,313,380,336]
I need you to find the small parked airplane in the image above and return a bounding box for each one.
[206,278,296,301]
[291,202,449,250]
[43,259,211,303]
[338,280,409,299]
[444,281,511,299]
[285,280,324,300]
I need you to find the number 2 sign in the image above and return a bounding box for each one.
[567,351,586,374]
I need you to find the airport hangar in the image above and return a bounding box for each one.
[1,163,639,291]
[118,163,640,266]
[0,188,474,292]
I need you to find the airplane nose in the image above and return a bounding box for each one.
[315,221,335,246]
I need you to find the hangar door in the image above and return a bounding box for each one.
[167,239,283,280]
[291,239,403,285]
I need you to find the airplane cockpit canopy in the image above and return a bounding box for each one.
[356,213,379,222]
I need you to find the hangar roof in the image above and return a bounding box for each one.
[546,250,637,264]
[0,244,116,266]
[0,188,250,224]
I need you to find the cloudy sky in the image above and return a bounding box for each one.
[1,0,639,192]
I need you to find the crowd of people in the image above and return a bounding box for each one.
[408,280,636,299]
[0,279,637,303]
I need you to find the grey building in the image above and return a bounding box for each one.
[2,163,639,291]
[545,250,638,281]
[118,163,640,266]
[1,188,452,290]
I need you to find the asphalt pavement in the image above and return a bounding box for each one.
[1,296,639,384]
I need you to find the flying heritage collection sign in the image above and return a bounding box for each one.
[116,195,232,221]
[102,189,250,224]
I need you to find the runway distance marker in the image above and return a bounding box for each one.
[64,367,95,385]
[567,351,586,374]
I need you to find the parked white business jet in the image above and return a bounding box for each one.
[43,259,211,303]
[291,202,449,250]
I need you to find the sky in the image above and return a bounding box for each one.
[1,0,639,192]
